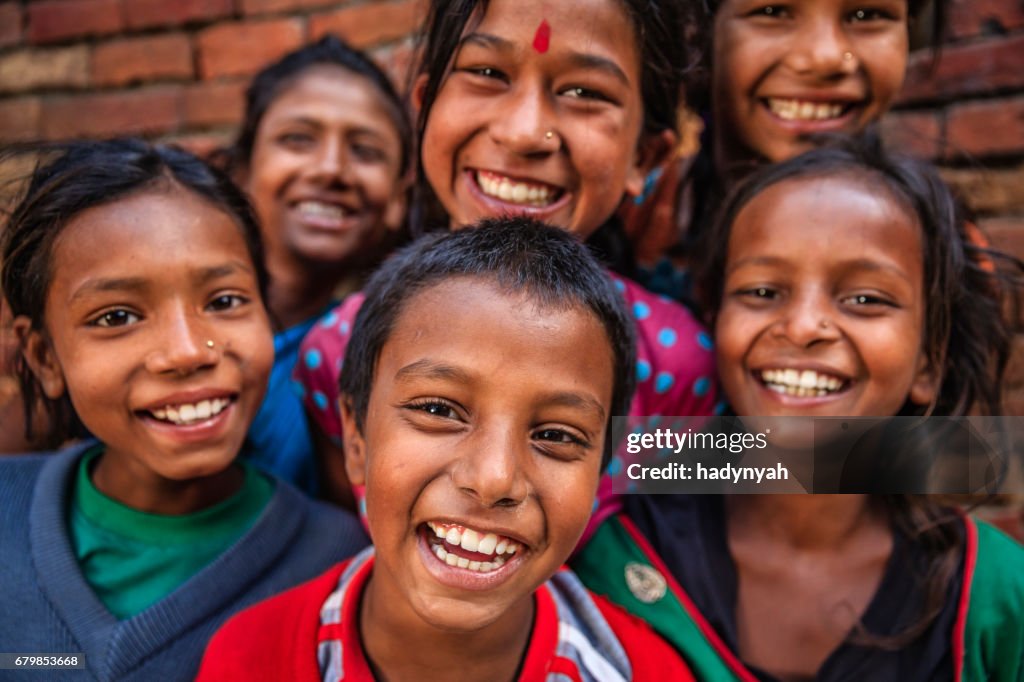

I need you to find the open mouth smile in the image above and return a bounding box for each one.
[759,368,849,398]
[292,199,356,230]
[763,98,856,122]
[423,520,523,574]
[471,170,565,209]
[143,397,234,426]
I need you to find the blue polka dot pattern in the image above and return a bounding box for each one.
[654,372,674,394]
[697,331,713,351]
[313,390,329,410]
[614,279,627,293]
[633,301,651,320]
[714,401,728,415]
[694,376,710,397]
[339,321,350,335]
[304,349,322,370]
[657,328,678,347]
[607,456,623,476]
[320,311,338,328]
[290,379,305,399]
[636,359,652,382]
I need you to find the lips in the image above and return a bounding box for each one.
[423,520,524,574]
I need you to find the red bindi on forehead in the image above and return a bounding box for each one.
[532,19,551,53]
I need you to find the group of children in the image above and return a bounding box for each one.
[0,0,1021,680]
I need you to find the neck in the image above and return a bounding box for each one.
[726,495,886,550]
[264,251,345,329]
[90,455,245,515]
[360,572,533,682]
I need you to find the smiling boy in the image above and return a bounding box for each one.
[197,219,693,681]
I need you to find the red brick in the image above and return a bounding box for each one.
[979,216,1024,267]
[92,34,193,88]
[197,19,305,79]
[0,46,89,94]
[183,79,247,127]
[42,87,182,139]
[27,0,123,44]
[949,0,1024,39]
[942,164,1024,215]
[0,97,42,142]
[0,3,22,48]
[899,35,1024,104]
[240,0,345,16]
[879,109,942,160]
[946,97,1024,158]
[161,132,233,159]
[123,0,233,30]
[310,0,424,48]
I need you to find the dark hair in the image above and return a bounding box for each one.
[339,216,637,468]
[222,34,412,176]
[0,138,270,448]
[696,132,1021,418]
[410,0,698,233]
[684,0,948,111]
[695,134,1024,650]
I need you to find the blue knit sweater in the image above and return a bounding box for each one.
[0,441,369,681]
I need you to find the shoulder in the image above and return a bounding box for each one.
[264,482,369,564]
[961,518,1024,682]
[197,561,348,681]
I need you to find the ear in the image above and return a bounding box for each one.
[339,396,368,487]
[908,354,939,407]
[12,316,65,399]
[410,73,429,118]
[624,129,677,199]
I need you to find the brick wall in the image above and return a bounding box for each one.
[0,0,423,155]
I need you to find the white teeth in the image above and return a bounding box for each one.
[476,171,557,207]
[477,533,498,555]
[760,368,844,397]
[495,539,508,555]
[445,553,459,566]
[457,557,470,568]
[445,527,462,545]
[767,98,846,121]
[149,397,230,425]
[460,528,480,553]
[434,546,448,561]
[296,200,345,220]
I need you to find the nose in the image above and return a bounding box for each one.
[309,137,351,185]
[785,16,854,77]
[145,305,218,376]
[488,82,557,156]
[772,290,841,347]
[451,421,530,508]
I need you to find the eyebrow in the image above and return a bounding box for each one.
[69,262,254,302]
[541,391,607,423]
[394,358,473,384]
[727,255,915,284]
[459,31,631,86]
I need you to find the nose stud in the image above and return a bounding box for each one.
[206,340,215,349]
[842,51,854,62]
[819,320,831,330]
[544,130,555,140]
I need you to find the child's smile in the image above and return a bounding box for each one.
[418,0,657,238]
[36,189,273,509]
[715,173,935,419]
[343,277,613,633]
[713,0,909,163]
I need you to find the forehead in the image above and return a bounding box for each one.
[729,173,922,268]
[50,189,251,288]
[374,277,615,395]
[468,0,639,67]
[261,65,397,130]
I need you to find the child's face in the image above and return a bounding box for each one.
[715,174,935,418]
[418,0,668,239]
[343,278,613,633]
[244,66,406,269]
[33,189,273,485]
[713,0,909,163]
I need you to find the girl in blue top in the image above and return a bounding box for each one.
[0,139,366,681]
